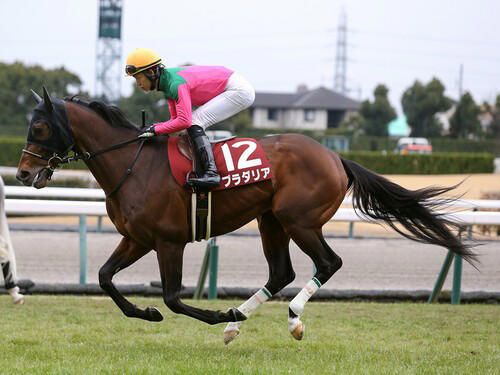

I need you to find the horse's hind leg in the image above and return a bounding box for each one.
[224,211,295,344]
[283,226,342,340]
[99,237,163,322]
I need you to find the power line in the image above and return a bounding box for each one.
[350,59,500,78]
[348,44,500,64]
[347,27,500,48]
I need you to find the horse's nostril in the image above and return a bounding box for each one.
[17,170,30,181]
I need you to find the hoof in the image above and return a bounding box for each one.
[224,329,240,345]
[145,306,163,322]
[13,297,25,305]
[290,322,304,341]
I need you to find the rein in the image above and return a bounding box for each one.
[22,136,150,198]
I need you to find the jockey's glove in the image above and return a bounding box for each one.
[138,125,156,138]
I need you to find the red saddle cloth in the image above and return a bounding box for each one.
[168,136,272,191]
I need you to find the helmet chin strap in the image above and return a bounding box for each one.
[144,66,162,91]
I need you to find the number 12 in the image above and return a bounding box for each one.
[221,141,262,172]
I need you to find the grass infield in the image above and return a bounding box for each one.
[1,296,498,374]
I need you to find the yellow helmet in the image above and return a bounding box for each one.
[125,48,162,76]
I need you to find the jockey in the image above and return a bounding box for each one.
[125,48,255,189]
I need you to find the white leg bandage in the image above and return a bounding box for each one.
[225,287,272,334]
[288,277,321,333]
[238,287,272,318]
[289,277,321,317]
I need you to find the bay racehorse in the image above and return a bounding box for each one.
[16,88,475,344]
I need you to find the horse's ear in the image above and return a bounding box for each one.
[31,89,42,104]
[42,86,53,114]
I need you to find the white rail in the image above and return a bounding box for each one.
[4,186,105,200]
[341,196,500,210]
[330,208,500,225]
[5,186,500,210]
[4,198,500,225]
[5,199,107,216]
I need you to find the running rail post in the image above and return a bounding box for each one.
[208,238,219,300]
[79,215,87,285]
[451,255,463,304]
[451,224,472,305]
[428,250,454,303]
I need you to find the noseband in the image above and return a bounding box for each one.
[21,149,66,172]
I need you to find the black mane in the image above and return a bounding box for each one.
[65,96,141,132]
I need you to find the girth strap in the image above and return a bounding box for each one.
[191,191,212,242]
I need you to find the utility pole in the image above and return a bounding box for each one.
[334,8,348,95]
[95,0,123,103]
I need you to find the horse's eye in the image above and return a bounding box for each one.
[32,121,52,141]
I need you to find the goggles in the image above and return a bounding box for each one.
[125,59,162,76]
[125,65,139,75]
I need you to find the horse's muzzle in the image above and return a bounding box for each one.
[16,167,52,188]
[16,170,32,185]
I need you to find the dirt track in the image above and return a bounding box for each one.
[385,174,500,200]
[9,230,499,291]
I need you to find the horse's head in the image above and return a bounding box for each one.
[16,87,74,188]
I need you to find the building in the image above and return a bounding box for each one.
[250,86,360,130]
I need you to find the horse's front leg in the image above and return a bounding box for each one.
[156,240,246,325]
[99,237,163,322]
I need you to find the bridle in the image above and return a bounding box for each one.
[24,89,161,198]
[22,136,152,198]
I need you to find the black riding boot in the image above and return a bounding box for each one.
[186,125,221,189]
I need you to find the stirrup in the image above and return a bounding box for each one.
[187,174,221,189]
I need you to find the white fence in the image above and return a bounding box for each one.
[3,186,500,288]
[5,186,500,219]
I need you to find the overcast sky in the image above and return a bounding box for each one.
[1,0,499,114]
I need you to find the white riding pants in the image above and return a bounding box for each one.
[192,72,255,130]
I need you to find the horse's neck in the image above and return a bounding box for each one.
[69,105,143,196]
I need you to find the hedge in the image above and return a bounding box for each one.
[339,152,495,174]
[0,136,87,170]
[0,136,25,167]
[343,136,500,157]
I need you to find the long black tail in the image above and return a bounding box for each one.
[340,157,477,265]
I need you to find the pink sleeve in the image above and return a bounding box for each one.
[167,99,177,119]
[154,84,192,134]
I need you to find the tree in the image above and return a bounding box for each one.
[0,61,83,135]
[359,84,396,136]
[485,95,500,138]
[449,92,480,138]
[329,112,365,136]
[401,78,452,137]
[117,85,168,126]
[211,109,252,133]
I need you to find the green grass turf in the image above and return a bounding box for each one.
[0,296,498,374]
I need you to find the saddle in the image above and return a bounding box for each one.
[176,134,236,162]
[176,133,236,243]
[168,134,272,242]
